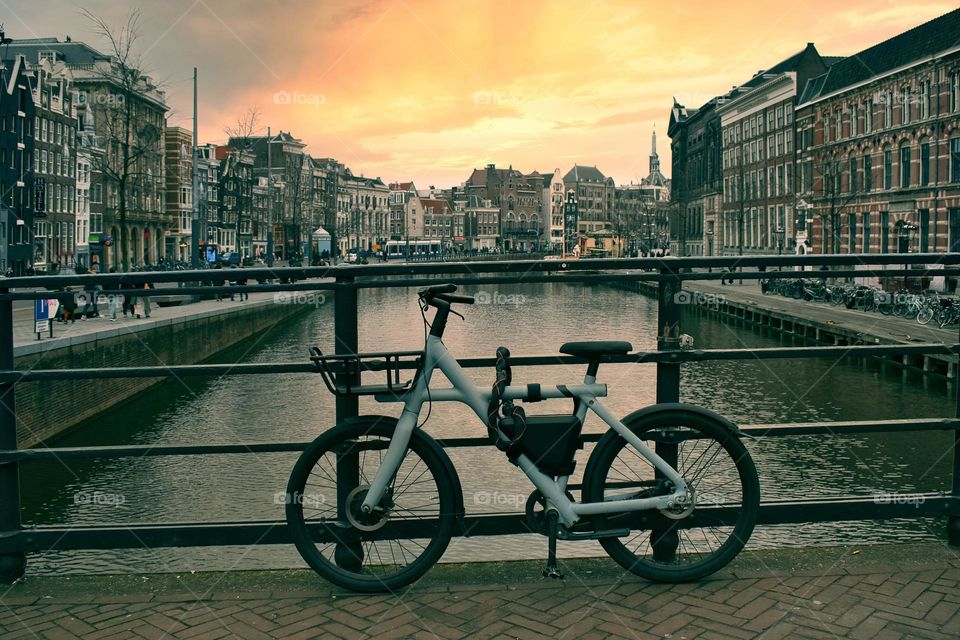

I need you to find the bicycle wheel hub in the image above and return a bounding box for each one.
[345,485,390,532]
[659,485,696,520]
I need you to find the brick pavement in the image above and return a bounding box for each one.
[1,543,958,639]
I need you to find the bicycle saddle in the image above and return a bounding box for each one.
[559,341,633,359]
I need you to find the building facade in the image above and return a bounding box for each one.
[562,165,614,236]
[541,168,564,250]
[718,43,832,257]
[28,59,78,272]
[464,165,541,251]
[0,55,35,275]
[795,8,960,291]
[9,38,170,270]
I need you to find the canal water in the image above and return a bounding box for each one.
[22,282,954,575]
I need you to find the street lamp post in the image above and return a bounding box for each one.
[706,229,714,272]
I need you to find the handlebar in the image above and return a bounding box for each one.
[418,283,475,306]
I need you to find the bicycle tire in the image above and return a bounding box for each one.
[582,407,760,583]
[917,307,934,325]
[286,419,459,593]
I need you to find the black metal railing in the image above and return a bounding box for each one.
[0,253,958,582]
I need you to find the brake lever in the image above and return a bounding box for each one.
[450,307,465,321]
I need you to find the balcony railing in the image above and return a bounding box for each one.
[0,253,957,582]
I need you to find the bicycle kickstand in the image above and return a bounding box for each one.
[542,510,564,581]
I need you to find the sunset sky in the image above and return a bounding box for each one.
[6,0,958,187]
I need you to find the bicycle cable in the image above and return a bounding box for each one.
[417,299,433,429]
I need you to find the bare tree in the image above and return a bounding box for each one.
[83,8,164,271]
[223,106,261,145]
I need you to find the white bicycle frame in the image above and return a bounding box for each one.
[359,334,690,528]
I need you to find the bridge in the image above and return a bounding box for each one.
[0,254,958,638]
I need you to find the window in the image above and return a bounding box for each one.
[849,157,858,193]
[952,137,960,183]
[863,212,871,253]
[848,213,857,253]
[881,211,889,253]
[921,142,931,186]
[776,106,783,128]
[902,88,911,124]
[921,81,930,119]
[920,209,929,253]
[850,104,858,136]
[864,154,872,191]
[785,103,793,126]
[884,92,893,128]
[835,111,842,140]
[952,72,960,113]
[900,145,911,188]
[865,99,873,133]
[884,149,893,189]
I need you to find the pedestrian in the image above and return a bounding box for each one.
[137,280,152,318]
[107,267,119,321]
[60,289,78,323]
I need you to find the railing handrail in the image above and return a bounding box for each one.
[0,253,957,581]
[1,252,958,290]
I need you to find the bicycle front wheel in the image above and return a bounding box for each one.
[582,408,759,583]
[917,307,934,325]
[285,419,458,593]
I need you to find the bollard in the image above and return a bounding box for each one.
[0,289,25,582]
[652,266,681,562]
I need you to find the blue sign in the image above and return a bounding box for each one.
[34,299,49,321]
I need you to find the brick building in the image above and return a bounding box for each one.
[796,7,960,292]
[717,43,833,257]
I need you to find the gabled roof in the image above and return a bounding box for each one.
[420,198,452,213]
[801,8,960,103]
[563,165,607,183]
[389,181,416,191]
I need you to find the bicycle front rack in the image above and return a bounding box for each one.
[309,347,424,397]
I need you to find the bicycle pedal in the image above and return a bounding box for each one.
[542,565,564,580]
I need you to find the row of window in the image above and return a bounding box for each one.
[722,103,794,145]
[722,131,794,168]
[817,137,960,195]
[723,163,794,203]
[821,72,960,144]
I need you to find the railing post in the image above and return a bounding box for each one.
[950,327,960,547]
[332,275,363,568]
[0,289,25,582]
[334,276,359,423]
[652,265,681,562]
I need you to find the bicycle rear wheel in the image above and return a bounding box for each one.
[285,419,458,592]
[582,408,759,583]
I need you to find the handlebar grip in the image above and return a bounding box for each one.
[439,293,475,304]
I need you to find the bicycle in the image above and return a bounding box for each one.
[285,284,760,592]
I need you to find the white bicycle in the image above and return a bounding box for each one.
[286,284,760,592]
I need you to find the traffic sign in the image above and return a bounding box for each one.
[35,320,48,334]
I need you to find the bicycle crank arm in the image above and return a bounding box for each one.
[558,528,630,541]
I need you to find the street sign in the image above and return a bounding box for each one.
[34,320,48,334]
[34,178,46,218]
[34,299,49,321]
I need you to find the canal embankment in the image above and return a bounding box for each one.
[12,289,318,447]
[616,275,958,379]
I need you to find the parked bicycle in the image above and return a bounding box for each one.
[285,284,760,592]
